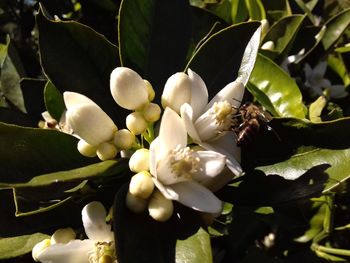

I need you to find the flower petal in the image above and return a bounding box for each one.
[63,92,94,109]
[314,61,327,76]
[329,85,348,99]
[180,103,201,142]
[192,150,226,183]
[163,181,223,213]
[149,137,159,178]
[37,239,94,263]
[188,69,208,119]
[82,201,113,242]
[158,107,187,156]
[206,81,245,112]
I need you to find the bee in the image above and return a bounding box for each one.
[232,103,274,146]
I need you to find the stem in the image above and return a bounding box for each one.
[313,244,350,257]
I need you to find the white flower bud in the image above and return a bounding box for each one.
[142,103,161,122]
[77,139,97,157]
[110,67,149,110]
[114,129,135,150]
[64,92,117,146]
[129,148,150,173]
[96,142,118,161]
[148,190,174,222]
[32,239,51,262]
[126,191,148,213]
[261,19,269,36]
[126,112,147,135]
[261,41,275,50]
[162,72,192,113]
[50,227,76,245]
[144,80,155,102]
[129,171,154,199]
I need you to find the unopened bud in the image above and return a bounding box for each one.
[144,80,155,102]
[261,19,269,36]
[99,255,114,263]
[129,171,154,199]
[51,227,76,245]
[148,190,174,222]
[126,191,148,213]
[110,67,149,110]
[162,72,192,113]
[114,129,135,150]
[77,139,97,157]
[142,103,161,122]
[129,148,150,173]
[96,142,117,161]
[32,239,51,262]
[126,112,147,135]
[261,41,275,50]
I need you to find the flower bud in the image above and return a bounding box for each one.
[96,142,118,161]
[162,72,192,113]
[148,190,174,222]
[77,139,97,157]
[261,19,269,36]
[126,112,147,135]
[50,227,76,245]
[129,148,150,173]
[32,239,51,262]
[64,92,117,146]
[110,67,149,110]
[114,129,135,150]
[129,171,154,199]
[142,103,161,122]
[126,191,148,213]
[99,255,114,263]
[261,41,275,50]
[144,80,155,101]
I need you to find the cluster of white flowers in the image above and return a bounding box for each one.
[60,67,246,222]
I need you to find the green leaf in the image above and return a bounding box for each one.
[176,228,212,263]
[260,15,306,61]
[118,0,192,94]
[0,107,37,127]
[36,8,126,125]
[309,96,327,122]
[335,45,350,53]
[0,233,49,259]
[44,81,65,121]
[328,54,350,87]
[0,40,26,112]
[245,0,266,20]
[186,21,260,97]
[0,122,95,184]
[322,8,350,51]
[248,54,306,118]
[231,0,248,24]
[20,78,46,121]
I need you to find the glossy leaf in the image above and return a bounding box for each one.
[322,8,350,51]
[248,54,306,118]
[44,81,65,121]
[245,0,266,20]
[186,21,260,97]
[176,228,212,263]
[36,9,126,125]
[0,232,49,259]
[309,96,327,123]
[260,15,306,60]
[0,107,37,127]
[231,0,248,24]
[328,54,350,87]
[0,122,95,184]
[118,0,191,94]
[20,78,46,121]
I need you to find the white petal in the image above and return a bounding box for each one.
[63,92,95,109]
[180,103,201,142]
[204,167,235,192]
[37,239,94,263]
[330,85,348,99]
[164,181,223,213]
[149,137,159,178]
[314,61,327,76]
[66,103,116,146]
[206,81,245,112]
[158,107,187,155]
[188,69,208,119]
[82,201,113,242]
[192,151,226,183]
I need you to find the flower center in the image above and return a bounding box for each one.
[212,100,234,131]
[88,241,115,263]
[169,146,200,180]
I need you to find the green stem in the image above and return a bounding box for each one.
[313,244,350,257]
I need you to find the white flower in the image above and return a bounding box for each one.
[36,202,114,263]
[179,69,243,176]
[149,107,226,214]
[304,61,348,99]
[64,92,117,146]
[110,67,150,110]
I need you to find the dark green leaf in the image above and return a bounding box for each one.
[118,0,191,95]
[322,8,350,51]
[36,9,126,125]
[0,122,95,184]
[248,54,306,118]
[186,21,260,98]
[20,78,46,121]
[0,107,37,127]
[44,81,65,121]
[328,54,350,87]
[0,233,49,259]
[245,0,266,20]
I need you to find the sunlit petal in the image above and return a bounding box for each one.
[180,103,201,142]
[63,92,94,109]
[192,151,226,183]
[188,69,208,119]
